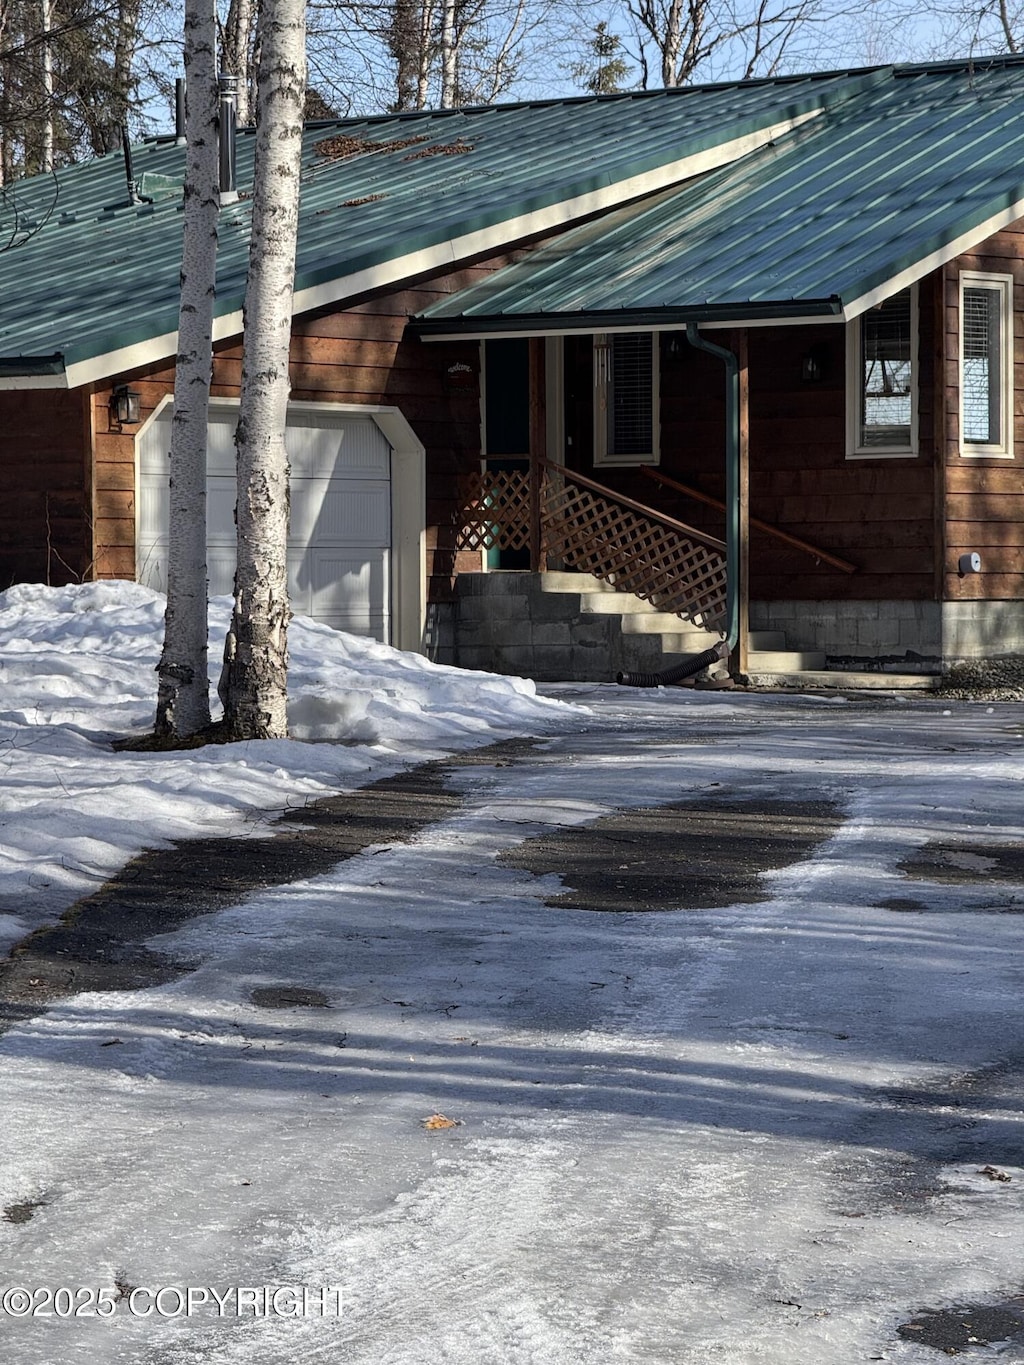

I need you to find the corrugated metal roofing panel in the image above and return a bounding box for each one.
[4,58,1024,375]
[0,72,864,374]
[418,57,1024,328]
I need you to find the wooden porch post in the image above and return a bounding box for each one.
[732,329,750,676]
[528,337,547,571]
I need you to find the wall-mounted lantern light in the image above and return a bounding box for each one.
[110,385,142,426]
[801,346,828,383]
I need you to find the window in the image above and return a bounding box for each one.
[960,271,1013,458]
[847,286,918,458]
[594,332,659,466]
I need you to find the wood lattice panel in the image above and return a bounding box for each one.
[541,472,727,631]
[456,465,727,632]
[456,471,531,552]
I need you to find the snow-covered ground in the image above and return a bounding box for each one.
[0,583,569,957]
[2,584,1024,1364]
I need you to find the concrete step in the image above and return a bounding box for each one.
[619,611,715,635]
[747,669,940,691]
[581,593,668,615]
[653,633,727,654]
[536,571,615,594]
[747,649,828,671]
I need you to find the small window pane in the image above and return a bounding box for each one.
[609,334,653,456]
[861,290,912,448]
[962,286,1002,445]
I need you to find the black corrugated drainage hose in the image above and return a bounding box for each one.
[617,639,729,688]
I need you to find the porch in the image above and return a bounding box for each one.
[440,330,942,687]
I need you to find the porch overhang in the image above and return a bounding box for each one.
[413,298,844,342]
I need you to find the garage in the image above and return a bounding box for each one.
[136,399,425,651]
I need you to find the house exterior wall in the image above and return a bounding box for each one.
[936,228,1024,660]
[566,297,940,611]
[86,260,521,653]
[0,389,91,588]
[12,216,1024,674]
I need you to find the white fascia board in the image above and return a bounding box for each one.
[842,194,1024,321]
[63,329,180,389]
[0,371,70,390]
[53,110,821,390]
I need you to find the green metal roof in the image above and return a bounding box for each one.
[4,56,1024,380]
[417,56,1024,331]
[0,69,866,382]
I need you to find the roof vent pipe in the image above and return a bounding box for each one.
[218,73,239,206]
[121,126,152,206]
[175,78,186,145]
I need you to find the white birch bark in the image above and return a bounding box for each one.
[40,0,53,172]
[154,0,219,738]
[416,0,435,108]
[222,0,257,124]
[440,0,457,106]
[220,0,306,741]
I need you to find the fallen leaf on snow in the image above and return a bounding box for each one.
[422,1113,462,1130]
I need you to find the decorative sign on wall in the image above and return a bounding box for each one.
[445,360,477,392]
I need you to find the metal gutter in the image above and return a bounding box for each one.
[0,354,66,378]
[414,298,843,341]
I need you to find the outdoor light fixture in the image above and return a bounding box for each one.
[801,346,827,383]
[110,386,142,426]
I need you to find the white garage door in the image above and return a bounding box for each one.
[137,402,393,642]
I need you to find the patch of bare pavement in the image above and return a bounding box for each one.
[897,1298,1024,1355]
[499,797,843,912]
[0,738,539,1033]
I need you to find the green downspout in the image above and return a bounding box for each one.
[685,323,739,651]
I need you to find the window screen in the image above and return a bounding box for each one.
[861,290,913,448]
[962,285,1002,445]
[607,333,654,457]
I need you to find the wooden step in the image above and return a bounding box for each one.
[746,669,940,691]
[747,649,827,671]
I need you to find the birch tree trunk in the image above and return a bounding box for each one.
[440,0,457,105]
[221,0,258,123]
[154,0,220,739]
[40,0,53,172]
[219,0,306,741]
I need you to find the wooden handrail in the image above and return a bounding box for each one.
[541,459,727,554]
[639,466,858,575]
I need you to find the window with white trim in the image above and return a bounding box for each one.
[960,271,1013,458]
[846,285,918,458]
[593,332,660,466]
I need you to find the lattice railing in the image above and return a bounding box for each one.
[456,469,531,551]
[456,462,728,633]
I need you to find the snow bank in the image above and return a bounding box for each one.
[0,582,578,952]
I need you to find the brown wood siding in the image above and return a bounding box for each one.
[568,303,939,603]
[89,259,515,599]
[942,224,1024,603]
[0,389,91,587]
